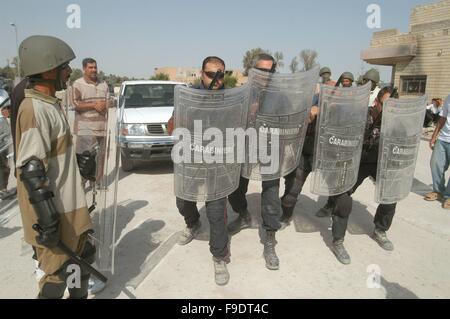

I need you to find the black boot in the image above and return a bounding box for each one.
[264,231,280,270]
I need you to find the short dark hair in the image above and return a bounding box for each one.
[255,53,275,64]
[202,56,225,70]
[82,58,97,68]
[377,86,395,101]
[254,53,277,72]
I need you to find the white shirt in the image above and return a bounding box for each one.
[426,103,439,114]
[438,95,450,143]
[369,86,381,108]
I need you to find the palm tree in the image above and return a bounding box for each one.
[289,57,299,73]
[298,49,318,71]
[273,51,284,70]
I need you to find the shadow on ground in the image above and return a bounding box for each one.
[289,195,376,252]
[94,199,159,299]
[381,277,419,299]
[410,178,433,197]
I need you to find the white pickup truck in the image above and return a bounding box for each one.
[117,80,186,171]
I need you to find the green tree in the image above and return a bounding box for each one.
[150,73,170,81]
[70,68,83,82]
[0,65,16,80]
[224,74,238,88]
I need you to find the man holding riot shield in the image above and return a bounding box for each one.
[15,35,98,298]
[314,86,426,264]
[362,69,381,108]
[310,81,372,264]
[228,54,317,270]
[173,56,248,286]
[280,68,354,229]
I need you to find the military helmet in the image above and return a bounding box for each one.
[19,35,75,77]
[341,72,354,82]
[363,68,380,84]
[319,67,331,76]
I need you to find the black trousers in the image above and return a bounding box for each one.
[228,176,281,231]
[281,154,313,208]
[0,150,10,190]
[176,197,228,259]
[331,162,397,241]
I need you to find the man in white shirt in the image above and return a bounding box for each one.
[362,69,381,107]
[426,94,450,209]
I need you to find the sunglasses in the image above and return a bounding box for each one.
[255,67,275,73]
[204,71,225,80]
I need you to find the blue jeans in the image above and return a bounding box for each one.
[430,139,450,199]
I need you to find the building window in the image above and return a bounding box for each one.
[400,76,427,95]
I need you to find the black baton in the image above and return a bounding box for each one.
[32,224,108,283]
[57,241,108,283]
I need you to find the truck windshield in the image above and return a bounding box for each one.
[122,84,177,108]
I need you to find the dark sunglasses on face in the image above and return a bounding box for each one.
[255,67,275,73]
[204,71,225,80]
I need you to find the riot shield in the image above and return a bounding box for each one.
[0,90,12,153]
[375,96,427,204]
[311,83,371,196]
[0,117,12,154]
[61,83,76,135]
[72,79,118,272]
[173,85,249,202]
[241,66,319,181]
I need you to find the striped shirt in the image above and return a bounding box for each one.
[72,77,109,137]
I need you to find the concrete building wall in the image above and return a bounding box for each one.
[363,0,450,101]
[395,0,450,100]
[394,28,450,100]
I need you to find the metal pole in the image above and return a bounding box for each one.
[10,23,20,80]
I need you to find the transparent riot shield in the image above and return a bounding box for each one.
[311,83,371,196]
[241,66,319,181]
[0,117,12,154]
[173,85,249,202]
[375,96,427,204]
[72,79,118,272]
[62,83,76,135]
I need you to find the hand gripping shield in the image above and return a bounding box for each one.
[375,96,427,204]
[173,85,249,202]
[241,66,319,181]
[311,83,371,196]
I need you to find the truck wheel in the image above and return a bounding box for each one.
[121,153,134,172]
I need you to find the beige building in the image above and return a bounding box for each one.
[154,67,248,86]
[361,0,450,100]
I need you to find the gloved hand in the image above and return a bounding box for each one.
[33,218,60,248]
[76,151,96,181]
